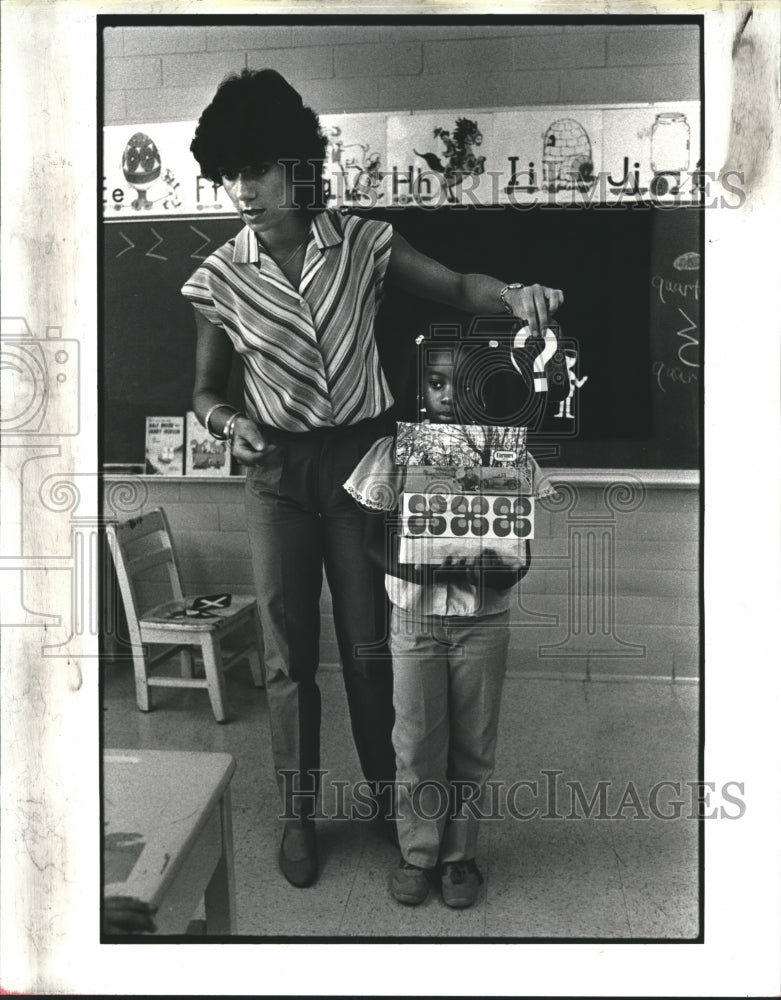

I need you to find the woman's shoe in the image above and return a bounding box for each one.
[278,823,318,888]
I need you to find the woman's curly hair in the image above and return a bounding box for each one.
[190,68,328,208]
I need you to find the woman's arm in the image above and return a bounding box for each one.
[386,231,563,339]
[192,309,272,466]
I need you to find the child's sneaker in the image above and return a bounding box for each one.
[391,859,435,905]
[440,859,484,908]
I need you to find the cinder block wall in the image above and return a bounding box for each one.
[103,22,700,681]
[103,478,699,681]
[103,22,700,124]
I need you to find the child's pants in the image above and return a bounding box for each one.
[390,603,510,869]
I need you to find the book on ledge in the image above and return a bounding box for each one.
[185,411,231,477]
[144,416,184,476]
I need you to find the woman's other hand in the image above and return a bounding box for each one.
[231,415,276,466]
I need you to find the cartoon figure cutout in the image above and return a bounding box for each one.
[554,349,588,419]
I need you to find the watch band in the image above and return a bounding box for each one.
[500,282,525,314]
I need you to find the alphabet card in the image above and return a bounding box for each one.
[492,107,604,206]
[601,102,701,202]
[319,113,387,209]
[386,112,497,206]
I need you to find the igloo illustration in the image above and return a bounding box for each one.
[541,119,595,192]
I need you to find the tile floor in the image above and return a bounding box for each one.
[102,660,700,940]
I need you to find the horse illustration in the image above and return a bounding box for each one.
[415,117,486,202]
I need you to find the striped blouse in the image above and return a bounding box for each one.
[181,210,395,432]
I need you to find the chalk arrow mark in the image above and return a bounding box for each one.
[145,228,167,261]
[116,231,135,258]
[189,226,211,261]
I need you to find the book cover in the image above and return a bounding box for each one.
[144,416,184,476]
[185,411,231,477]
[394,422,531,494]
[394,422,528,470]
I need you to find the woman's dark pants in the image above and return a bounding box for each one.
[244,416,396,825]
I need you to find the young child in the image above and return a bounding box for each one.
[344,343,555,908]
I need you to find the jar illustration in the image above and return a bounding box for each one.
[650,113,690,197]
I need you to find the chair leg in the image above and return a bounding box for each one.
[179,647,195,678]
[131,643,151,712]
[247,647,264,688]
[201,634,229,723]
[249,607,266,688]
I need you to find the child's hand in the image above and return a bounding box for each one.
[440,556,469,570]
[470,548,524,572]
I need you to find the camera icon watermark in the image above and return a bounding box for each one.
[0,316,80,436]
[414,317,583,443]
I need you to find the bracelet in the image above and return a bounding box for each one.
[223,411,243,444]
[204,403,238,440]
[500,282,525,314]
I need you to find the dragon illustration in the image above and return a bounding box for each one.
[414,117,486,201]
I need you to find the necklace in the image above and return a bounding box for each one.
[276,237,308,269]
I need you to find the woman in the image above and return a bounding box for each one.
[183,68,563,889]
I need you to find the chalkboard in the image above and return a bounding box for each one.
[101,205,701,469]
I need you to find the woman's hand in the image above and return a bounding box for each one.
[503,283,564,339]
[231,415,276,467]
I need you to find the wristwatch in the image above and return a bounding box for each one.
[500,283,525,314]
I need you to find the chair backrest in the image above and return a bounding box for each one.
[105,508,185,643]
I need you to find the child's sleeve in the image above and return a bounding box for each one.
[343,436,403,512]
[345,437,430,585]
[528,453,558,501]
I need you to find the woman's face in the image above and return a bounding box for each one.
[220,163,291,235]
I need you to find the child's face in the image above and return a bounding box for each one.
[423,362,456,423]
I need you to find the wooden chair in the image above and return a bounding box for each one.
[105,507,264,723]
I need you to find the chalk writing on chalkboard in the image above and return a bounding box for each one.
[675,308,699,367]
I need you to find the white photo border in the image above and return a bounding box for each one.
[1,2,779,995]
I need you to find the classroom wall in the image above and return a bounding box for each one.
[103,22,700,126]
[102,22,700,682]
[103,477,699,682]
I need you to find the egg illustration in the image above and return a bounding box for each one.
[122,132,162,209]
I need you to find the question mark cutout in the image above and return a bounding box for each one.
[512,327,559,392]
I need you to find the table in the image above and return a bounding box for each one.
[103,749,237,935]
